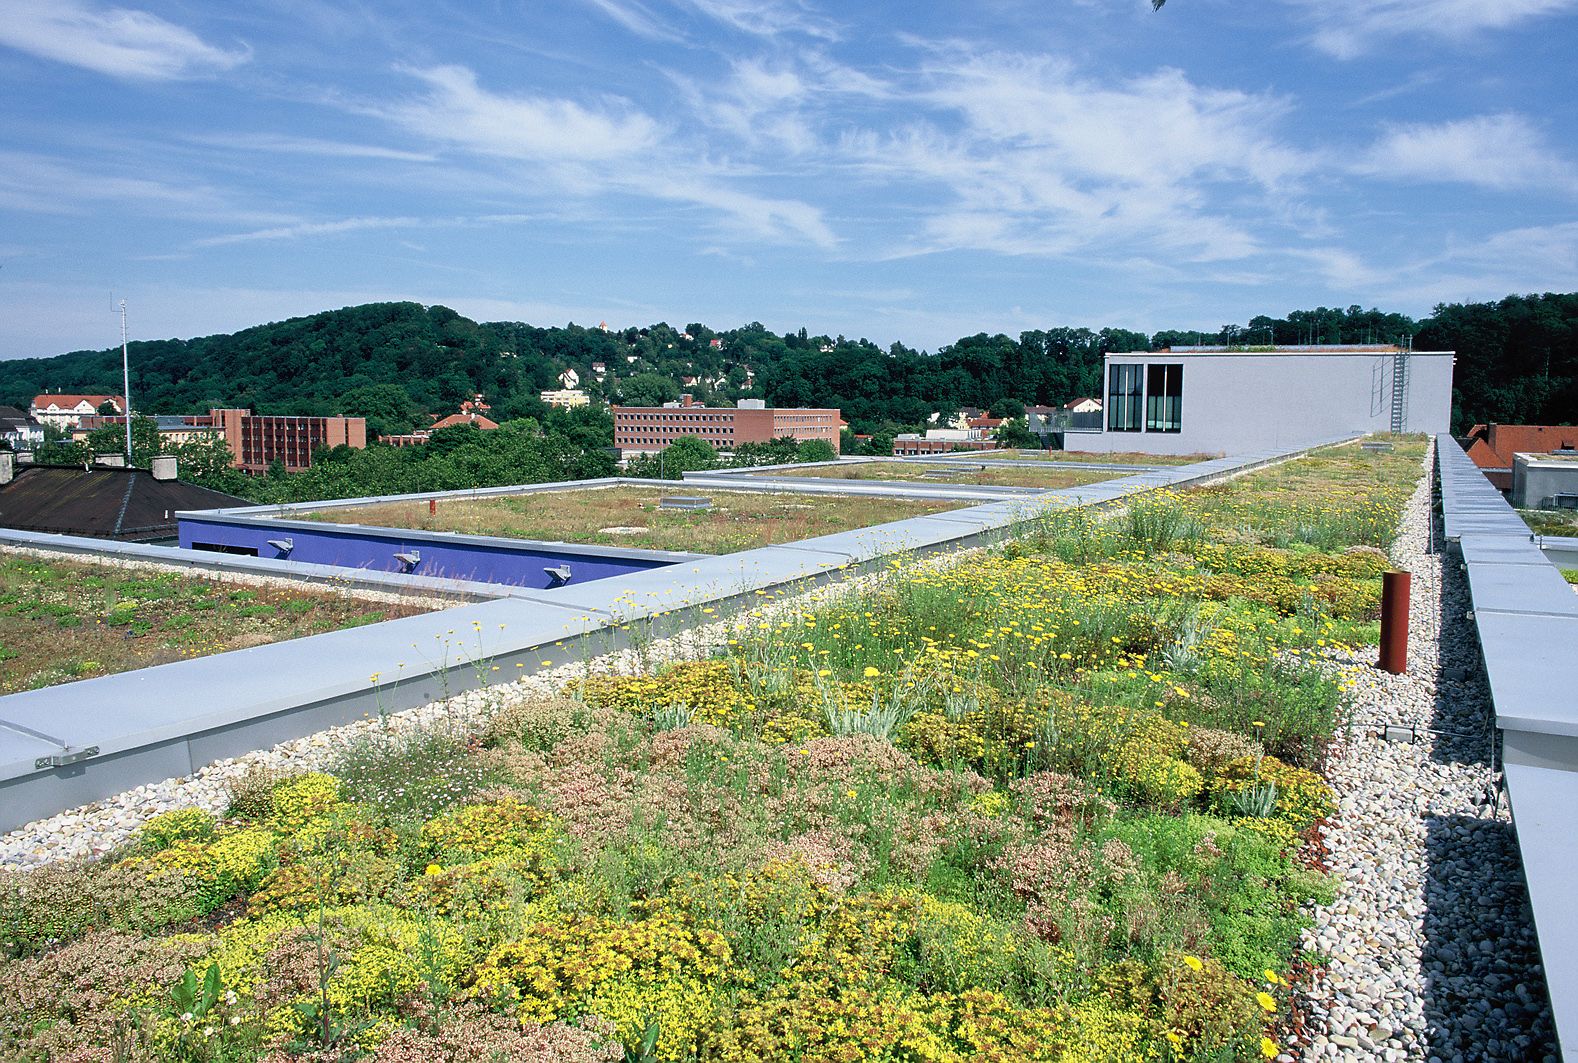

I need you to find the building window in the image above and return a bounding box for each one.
[1145,364,1183,433]
[1107,364,1143,432]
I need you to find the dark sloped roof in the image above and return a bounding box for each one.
[0,466,250,542]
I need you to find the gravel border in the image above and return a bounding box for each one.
[1298,441,1558,1062]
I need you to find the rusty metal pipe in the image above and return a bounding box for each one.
[429,498,437,515]
[1379,570,1410,674]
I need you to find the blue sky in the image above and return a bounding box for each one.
[3,0,1577,358]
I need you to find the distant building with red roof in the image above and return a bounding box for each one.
[1464,424,1578,490]
[31,393,124,428]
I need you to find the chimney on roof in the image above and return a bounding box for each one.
[680,393,694,407]
[151,455,178,481]
[95,453,126,468]
[0,452,12,486]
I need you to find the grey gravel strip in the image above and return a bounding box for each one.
[1299,441,1558,1063]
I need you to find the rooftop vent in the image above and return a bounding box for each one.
[151,455,178,481]
[659,495,712,511]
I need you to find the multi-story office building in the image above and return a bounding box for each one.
[613,396,840,453]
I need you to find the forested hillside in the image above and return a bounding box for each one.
[3,294,1574,437]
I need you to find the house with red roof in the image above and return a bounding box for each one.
[30,393,124,429]
[1464,424,1578,491]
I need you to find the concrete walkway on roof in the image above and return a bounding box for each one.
[1436,436,1578,1057]
[0,433,1356,835]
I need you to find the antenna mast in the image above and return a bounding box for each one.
[117,300,133,462]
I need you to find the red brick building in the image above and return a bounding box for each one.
[207,408,366,473]
[73,408,367,472]
[1464,424,1578,490]
[613,396,840,454]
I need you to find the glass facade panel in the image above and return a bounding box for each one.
[1107,364,1143,432]
[1145,364,1183,433]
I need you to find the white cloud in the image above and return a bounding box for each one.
[0,0,247,80]
[676,0,839,40]
[385,65,664,163]
[1354,114,1578,194]
[579,0,685,41]
[0,151,283,223]
[370,64,835,248]
[1453,221,1578,281]
[839,54,1307,263]
[191,216,423,248]
[1295,0,1578,59]
[187,133,436,163]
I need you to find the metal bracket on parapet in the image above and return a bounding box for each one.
[35,746,100,770]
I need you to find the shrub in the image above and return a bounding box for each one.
[332,729,500,823]
[0,929,218,1060]
[0,859,205,957]
[269,772,343,831]
[483,693,614,752]
[1153,952,1265,1056]
[226,761,303,821]
[367,1006,622,1062]
[574,660,748,728]
[469,912,733,1058]
[1214,755,1336,834]
[420,797,562,877]
[1180,727,1263,775]
[138,807,217,851]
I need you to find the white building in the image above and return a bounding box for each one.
[540,389,591,409]
[30,393,124,429]
[1074,345,1454,456]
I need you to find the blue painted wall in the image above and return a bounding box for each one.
[178,517,680,590]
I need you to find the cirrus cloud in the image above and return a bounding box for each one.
[0,0,247,80]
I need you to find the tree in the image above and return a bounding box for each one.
[86,415,161,465]
[619,373,680,408]
[97,400,120,416]
[797,439,837,463]
[995,417,1036,449]
[626,436,718,480]
[35,424,91,467]
[341,383,425,438]
[169,433,239,483]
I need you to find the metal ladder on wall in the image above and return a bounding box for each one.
[1389,347,1410,434]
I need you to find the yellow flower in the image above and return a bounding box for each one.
[845,789,857,799]
[1256,991,1277,1012]
[1264,968,1282,985]
[1183,955,1203,972]
[424,863,444,876]
[863,666,880,678]
[1260,1037,1279,1058]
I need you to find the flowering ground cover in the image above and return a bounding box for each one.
[0,554,435,695]
[0,440,1424,1061]
[758,463,1118,489]
[992,450,1216,465]
[304,487,961,555]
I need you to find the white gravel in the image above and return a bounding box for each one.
[1298,441,1558,1063]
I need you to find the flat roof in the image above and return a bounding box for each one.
[1106,347,1453,359]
